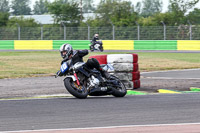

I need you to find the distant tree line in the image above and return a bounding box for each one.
[0,0,200,27]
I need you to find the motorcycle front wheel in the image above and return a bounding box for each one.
[64,78,88,99]
[109,75,127,97]
[90,45,94,52]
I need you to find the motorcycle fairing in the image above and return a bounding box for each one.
[60,62,69,73]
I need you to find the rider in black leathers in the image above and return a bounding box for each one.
[91,33,99,49]
[57,43,110,78]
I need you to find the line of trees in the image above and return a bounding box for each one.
[0,0,95,15]
[0,0,200,27]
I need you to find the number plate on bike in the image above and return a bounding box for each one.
[60,62,68,73]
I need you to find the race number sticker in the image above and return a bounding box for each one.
[60,62,68,73]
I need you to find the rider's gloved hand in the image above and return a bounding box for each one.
[55,70,63,78]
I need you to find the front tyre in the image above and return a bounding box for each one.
[90,45,94,52]
[110,75,127,97]
[64,78,88,99]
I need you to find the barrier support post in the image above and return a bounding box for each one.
[136,22,140,40]
[161,21,166,40]
[61,22,66,40]
[86,22,90,40]
[40,24,43,40]
[109,20,115,40]
[188,20,192,40]
[16,23,20,40]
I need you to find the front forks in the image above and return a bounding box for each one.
[73,70,80,86]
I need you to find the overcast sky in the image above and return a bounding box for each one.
[29,0,200,13]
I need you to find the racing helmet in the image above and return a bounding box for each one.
[94,33,99,38]
[59,43,73,60]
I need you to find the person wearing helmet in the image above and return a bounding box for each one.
[91,33,99,49]
[92,33,99,42]
[56,43,110,79]
[59,43,74,61]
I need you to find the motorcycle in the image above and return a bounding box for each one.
[55,60,127,99]
[89,40,104,52]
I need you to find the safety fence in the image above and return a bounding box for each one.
[0,25,200,40]
[0,40,200,50]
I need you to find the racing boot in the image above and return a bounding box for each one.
[100,69,111,79]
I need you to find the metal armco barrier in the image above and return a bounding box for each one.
[0,40,200,50]
[0,40,14,49]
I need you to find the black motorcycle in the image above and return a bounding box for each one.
[55,60,127,99]
[89,40,104,52]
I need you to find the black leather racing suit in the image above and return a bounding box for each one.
[60,49,109,78]
[92,36,99,43]
[91,36,99,48]
[61,49,101,72]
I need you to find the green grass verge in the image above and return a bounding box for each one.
[0,51,200,79]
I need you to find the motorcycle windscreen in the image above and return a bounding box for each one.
[60,62,69,73]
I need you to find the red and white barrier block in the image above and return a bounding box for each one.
[89,54,140,89]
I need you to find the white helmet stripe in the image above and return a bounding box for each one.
[63,44,66,52]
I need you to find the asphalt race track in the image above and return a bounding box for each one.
[0,69,200,98]
[0,65,200,132]
[1,93,200,132]
[140,69,200,92]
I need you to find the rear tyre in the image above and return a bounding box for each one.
[100,46,104,52]
[110,75,127,97]
[64,78,88,99]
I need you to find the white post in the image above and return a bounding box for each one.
[61,22,66,40]
[16,23,20,40]
[136,22,140,40]
[109,20,115,40]
[40,24,43,40]
[188,20,192,40]
[86,22,90,40]
[161,21,166,40]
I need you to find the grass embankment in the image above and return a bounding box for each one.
[0,51,199,79]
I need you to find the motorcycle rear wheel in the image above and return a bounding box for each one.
[64,78,88,99]
[100,46,104,52]
[110,75,127,97]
